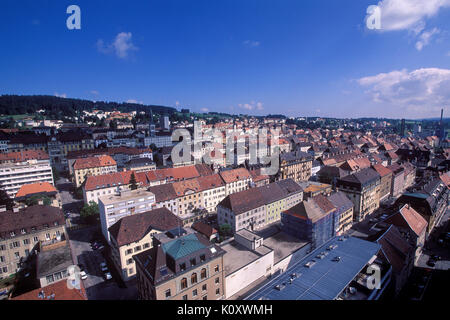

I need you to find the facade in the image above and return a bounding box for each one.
[281,196,336,248]
[144,132,173,148]
[37,241,73,288]
[108,207,182,281]
[133,230,226,300]
[197,174,226,213]
[277,151,314,183]
[73,155,117,188]
[336,168,381,222]
[99,189,156,242]
[217,179,303,233]
[0,205,66,279]
[372,164,392,202]
[388,164,405,198]
[0,156,54,198]
[125,158,156,173]
[328,191,354,235]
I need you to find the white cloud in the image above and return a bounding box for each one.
[243,40,260,48]
[357,68,450,114]
[97,32,138,59]
[201,108,209,112]
[415,27,440,51]
[54,92,67,98]
[238,101,264,111]
[90,90,99,96]
[376,0,450,32]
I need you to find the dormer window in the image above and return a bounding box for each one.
[10,231,15,237]
[20,229,26,234]
[190,258,196,266]
[179,263,186,271]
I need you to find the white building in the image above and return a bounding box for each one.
[99,189,156,243]
[0,159,54,198]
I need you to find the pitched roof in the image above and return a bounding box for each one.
[338,167,380,186]
[327,191,353,211]
[219,168,252,183]
[15,182,57,198]
[108,207,182,247]
[371,164,392,177]
[73,155,116,170]
[0,206,64,240]
[84,170,148,191]
[191,221,218,238]
[385,204,428,237]
[376,225,413,274]
[283,198,327,223]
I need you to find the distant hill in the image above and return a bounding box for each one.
[0,95,177,118]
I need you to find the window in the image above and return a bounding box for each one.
[165,289,171,298]
[23,239,30,245]
[33,237,39,242]
[215,277,220,284]
[216,288,220,295]
[0,256,5,263]
[201,268,207,279]
[202,284,207,291]
[190,258,196,266]
[54,272,62,281]
[127,259,133,265]
[191,273,198,284]
[126,249,133,255]
[179,263,186,271]
[214,265,219,272]
[0,244,6,251]
[181,278,188,289]
[200,254,206,262]
[203,295,207,300]
[134,246,141,252]
[143,243,150,249]
[182,295,188,300]
[46,275,54,284]
[193,289,198,297]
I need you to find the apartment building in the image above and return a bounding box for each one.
[277,151,314,183]
[73,155,117,188]
[108,207,182,281]
[336,168,381,222]
[133,230,226,300]
[197,174,226,213]
[388,164,405,198]
[99,189,156,242]
[328,191,354,235]
[0,154,54,198]
[47,132,95,167]
[372,164,392,202]
[217,179,303,233]
[0,205,66,279]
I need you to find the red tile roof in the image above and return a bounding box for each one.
[84,171,148,191]
[385,204,428,237]
[219,168,251,183]
[0,150,49,163]
[73,155,116,170]
[12,280,87,300]
[15,182,57,198]
[371,164,392,177]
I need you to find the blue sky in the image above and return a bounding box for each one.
[0,0,449,119]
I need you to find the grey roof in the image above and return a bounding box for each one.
[245,236,381,300]
[338,168,380,186]
[37,244,73,278]
[328,191,353,211]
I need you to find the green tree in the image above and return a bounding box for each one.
[25,195,51,206]
[80,201,99,225]
[0,189,14,210]
[218,224,232,237]
[129,172,138,190]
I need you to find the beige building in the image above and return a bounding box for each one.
[336,168,381,222]
[108,207,182,281]
[0,205,66,279]
[278,151,314,183]
[73,155,117,188]
[219,168,253,196]
[134,230,226,300]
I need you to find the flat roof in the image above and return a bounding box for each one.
[236,229,262,241]
[37,244,73,278]
[222,241,273,275]
[263,232,309,264]
[245,236,381,300]
[99,189,155,205]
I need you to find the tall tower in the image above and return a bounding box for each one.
[400,119,406,137]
